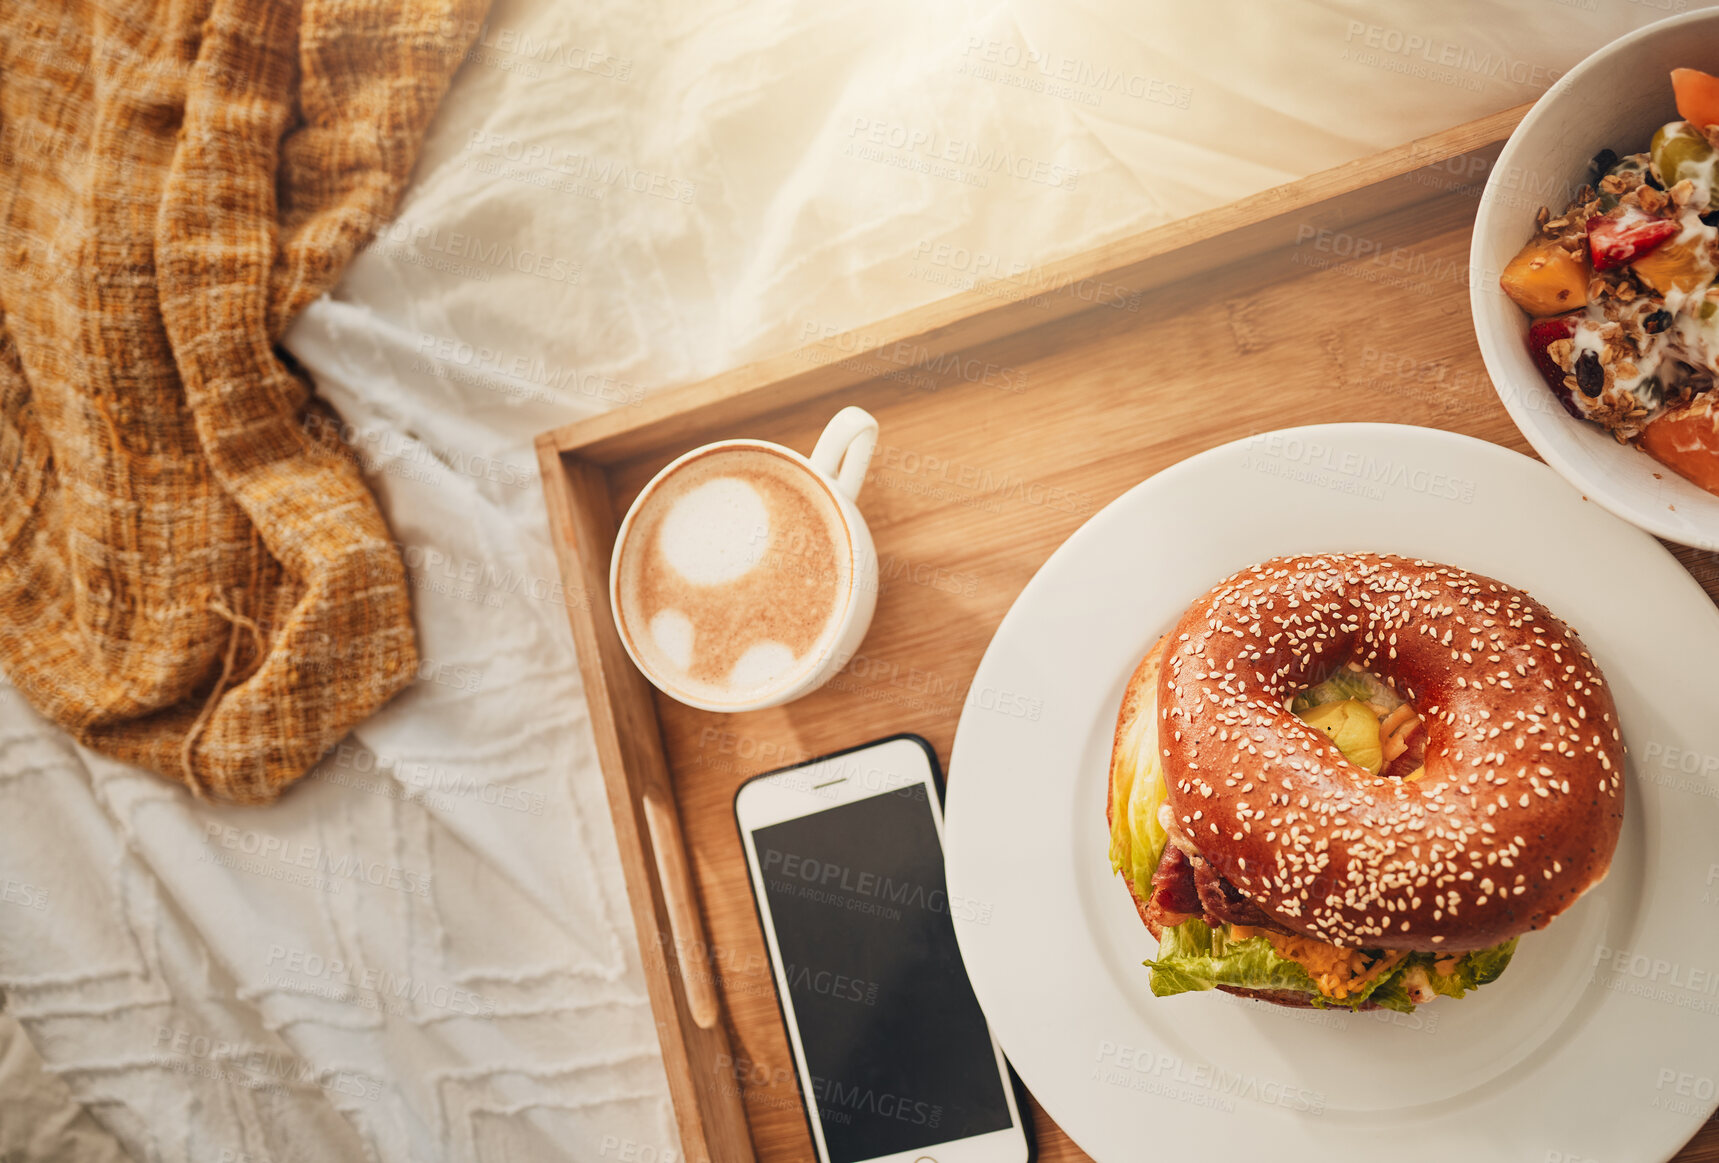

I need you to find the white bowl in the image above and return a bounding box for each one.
[1471,8,1719,551]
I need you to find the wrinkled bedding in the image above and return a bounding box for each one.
[0,0,1682,1157]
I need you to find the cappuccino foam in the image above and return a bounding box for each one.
[615,447,852,705]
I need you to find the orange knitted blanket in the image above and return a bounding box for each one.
[0,0,487,803]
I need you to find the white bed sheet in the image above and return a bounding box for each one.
[1,0,1702,1158]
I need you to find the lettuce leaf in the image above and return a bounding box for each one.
[1143,919,1517,1012]
[1428,938,1518,999]
[1359,971,1418,1013]
[1145,920,1338,1003]
[1289,666,1403,716]
[1366,939,1517,1010]
[1108,710,1169,902]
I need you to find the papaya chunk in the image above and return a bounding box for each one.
[1631,236,1713,295]
[1672,68,1719,132]
[1641,394,1719,495]
[1500,239,1589,317]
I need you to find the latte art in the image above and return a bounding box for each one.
[614,447,852,705]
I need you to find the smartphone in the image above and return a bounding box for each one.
[734,734,1030,1163]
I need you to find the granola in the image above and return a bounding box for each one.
[1499,69,1719,494]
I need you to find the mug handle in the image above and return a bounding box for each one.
[808,406,878,502]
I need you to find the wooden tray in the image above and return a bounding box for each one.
[535,103,1719,1163]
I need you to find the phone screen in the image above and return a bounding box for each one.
[751,778,1013,1163]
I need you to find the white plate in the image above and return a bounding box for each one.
[945,423,1719,1163]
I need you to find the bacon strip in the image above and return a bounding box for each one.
[1144,844,1293,935]
[1147,845,1201,921]
[1191,852,1293,932]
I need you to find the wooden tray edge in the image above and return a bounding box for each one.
[535,437,755,1163]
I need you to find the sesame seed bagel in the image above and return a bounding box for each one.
[1158,552,1624,954]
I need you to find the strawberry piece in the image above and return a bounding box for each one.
[1526,315,1582,419]
[1586,210,1679,271]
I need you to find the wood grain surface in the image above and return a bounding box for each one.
[539,108,1719,1163]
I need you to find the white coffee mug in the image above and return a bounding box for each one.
[609,406,880,712]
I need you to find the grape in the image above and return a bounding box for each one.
[1650,121,1719,209]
